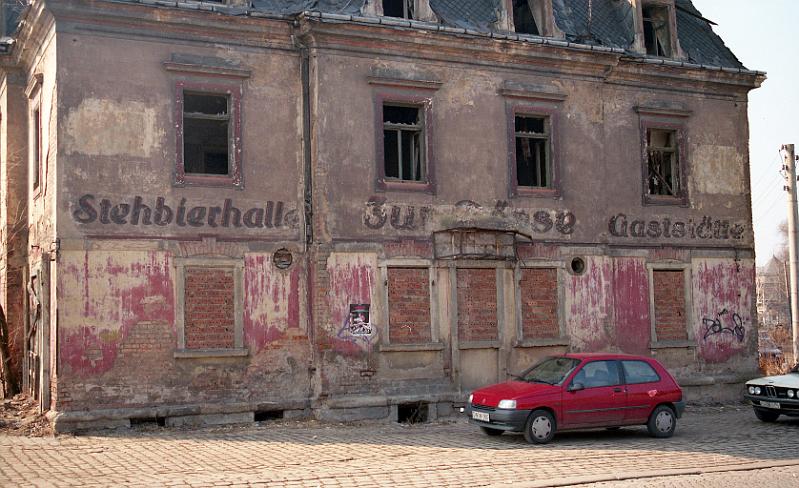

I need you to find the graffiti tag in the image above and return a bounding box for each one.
[702,308,745,343]
[609,214,746,240]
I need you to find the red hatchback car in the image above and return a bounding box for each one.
[464,353,685,444]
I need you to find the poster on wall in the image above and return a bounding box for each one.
[349,304,373,336]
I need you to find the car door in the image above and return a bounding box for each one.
[561,360,627,428]
[621,360,663,423]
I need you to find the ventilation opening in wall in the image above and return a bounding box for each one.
[397,402,428,424]
[255,410,284,422]
[570,257,586,275]
[130,416,166,427]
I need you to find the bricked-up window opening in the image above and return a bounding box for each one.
[513,0,540,35]
[457,268,498,342]
[653,270,688,341]
[383,0,414,19]
[183,92,230,175]
[383,104,425,182]
[520,268,559,340]
[646,128,680,196]
[515,116,550,188]
[184,267,235,349]
[387,267,432,344]
[32,107,40,190]
[397,402,428,424]
[643,4,672,57]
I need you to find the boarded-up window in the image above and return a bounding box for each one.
[457,268,497,342]
[653,270,687,341]
[520,268,559,339]
[388,267,431,344]
[184,267,235,349]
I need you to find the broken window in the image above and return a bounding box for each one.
[646,128,680,196]
[182,92,230,175]
[515,115,550,188]
[32,107,41,191]
[383,0,414,19]
[642,4,672,57]
[513,0,540,35]
[383,104,425,182]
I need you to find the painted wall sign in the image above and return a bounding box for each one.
[71,194,299,230]
[608,214,746,240]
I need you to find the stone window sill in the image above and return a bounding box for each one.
[650,340,696,349]
[379,343,444,352]
[174,348,249,359]
[513,338,570,348]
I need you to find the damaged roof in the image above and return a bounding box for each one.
[8,0,746,70]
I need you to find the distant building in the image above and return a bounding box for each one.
[756,256,793,364]
[1,0,764,431]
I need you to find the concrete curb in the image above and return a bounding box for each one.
[509,460,799,488]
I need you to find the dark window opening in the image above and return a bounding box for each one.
[643,5,672,57]
[513,0,540,35]
[397,402,428,424]
[32,108,40,190]
[515,115,550,188]
[646,128,679,196]
[570,257,585,275]
[383,104,425,182]
[255,410,284,422]
[183,92,230,175]
[130,416,166,427]
[384,0,414,19]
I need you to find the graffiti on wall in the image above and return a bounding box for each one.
[71,194,300,230]
[363,198,576,235]
[702,308,746,343]
[337,304,376,346]
[609,214,746,240]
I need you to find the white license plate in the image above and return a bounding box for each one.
[760,401,781,409]
[472,411,490,422]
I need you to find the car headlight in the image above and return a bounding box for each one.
[468,394,473,404]
[748,386,755,395]
[754,386,762,395]
[497,399,517,409]
[788,390,795,399]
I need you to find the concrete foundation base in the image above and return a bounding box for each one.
[165,412,254,428]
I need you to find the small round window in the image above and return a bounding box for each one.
[569,257,586,275]
[273,248,293,270]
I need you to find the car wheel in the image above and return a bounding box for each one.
[647,405,676,438]
[754,408,780,423]
[480,426,503,436]
[524,409,556,444]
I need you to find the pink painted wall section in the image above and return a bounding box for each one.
[326,253,377,354]
[692,258,756,364]
[243,253,303,353]
[58,250,174,377]
[565,256,614,352]
[613,257,651,354]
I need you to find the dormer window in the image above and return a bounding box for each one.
[512,0,541,35]
[383,0,414,19]
[642,4,672,57]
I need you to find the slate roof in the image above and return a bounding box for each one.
[6,0,748,70]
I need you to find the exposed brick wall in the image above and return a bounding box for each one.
[457,268,497,342]
[388,267,431,344]
[520,268,559,339]
[184,267,235,349]
[653,270,688,341]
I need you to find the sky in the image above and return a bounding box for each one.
[690,0,799,266]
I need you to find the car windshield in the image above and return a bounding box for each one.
[517,357,581,385]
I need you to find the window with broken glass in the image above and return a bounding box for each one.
[513,0,541,35]
[383,104,425,182]
[642,4,672,57]
[646,128,680,197]
[383,0,414,19]
[182,92,230,175]
[515,115,550,188]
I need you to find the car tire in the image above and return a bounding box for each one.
[647,405,676,438]
[753,408,780,423]
[480,426,503,436]
[524,409,556,444]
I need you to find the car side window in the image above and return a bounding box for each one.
[573,360,621,388]
[621,360,661,384]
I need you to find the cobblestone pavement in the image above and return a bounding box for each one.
[0,405,797,487]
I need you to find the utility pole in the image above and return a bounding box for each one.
[782,144,799,367]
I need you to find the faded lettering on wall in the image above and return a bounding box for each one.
[609,214,746,240]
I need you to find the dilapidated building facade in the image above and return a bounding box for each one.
[0,0,764,431]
